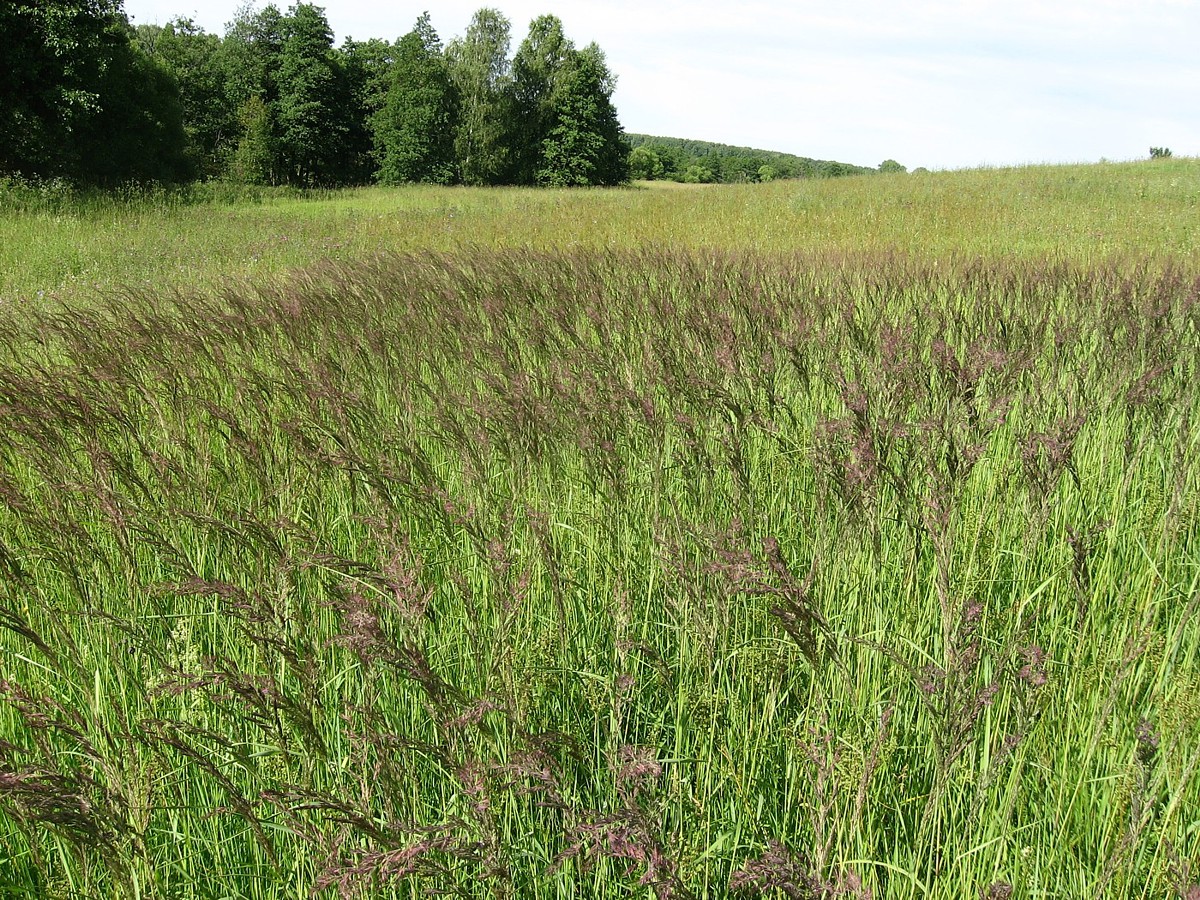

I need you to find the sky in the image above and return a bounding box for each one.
[121,0,1200,171]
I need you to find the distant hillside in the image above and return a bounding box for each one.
[626,134,877,183]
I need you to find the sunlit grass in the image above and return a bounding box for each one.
[2,158,1196,305]
[0,160,1198,899]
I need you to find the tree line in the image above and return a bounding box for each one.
[626,135,881,184]
[1,1,629,188]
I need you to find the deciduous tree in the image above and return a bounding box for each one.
[1,0,188,183]
[509,14,574,185]
[276,3,347,185]
[375,13,457,185]
[220,3,285,183]
[536,43,628,187]
[446,8,512,186]
[139,18,236,178]
[340,36,396,182]
[230,93,275,184]
[628,145,663,180]
[73,26,191,183]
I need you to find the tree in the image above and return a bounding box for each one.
[340,36,396,182]
[1,0,109,177]
[72,24,191,184]
[879,159,907,174]
[681,164,714,184]
[140,18,237,178]
[220,3,285,182]
[1,0,188,183]
[652,144,686,180]
[446,8,512,185]
[230,93,275,184]
[536,43,628,186]
[218,3,350,186]
[276,3,347,185]
[628,145,663,180]
[0,1,630,190]
[220,2,285,110]
[509,14,574,184]
[576,44,628,185]
[375,13,457,185]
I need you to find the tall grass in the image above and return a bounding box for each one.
[1,237,1197,897]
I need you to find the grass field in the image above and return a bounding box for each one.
[1,160,1198,899]
[2,158,1197,304]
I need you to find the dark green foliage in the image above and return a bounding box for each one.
[627,134,876,183]
[218,2,358,186]
[536,44,628,186]
[4,3,876,190]
[219,3,286,183]
[339,37,396,182]
[1150,147,1172,159]
[509,15,575,185]
[339,38,394,123]
[0,3,75,177]
[628,145,664,180]
[374,14,457,185]
[138,18,237,178]
[72,30,192,184]
[879,158,907,174]
[276,3,348,185]
[219,2,285,111]
[230,94,276,185]
[0,0,189,184]
[0,0,122,178]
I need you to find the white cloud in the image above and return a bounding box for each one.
[123,0,1200,169]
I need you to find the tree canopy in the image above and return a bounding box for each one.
[1,0,189,184]
[536,44,625,187]
[1,3,877,190]
[374,13,457,185]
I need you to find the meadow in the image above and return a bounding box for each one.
[0,159,1198,899]
[3,158,1198,304]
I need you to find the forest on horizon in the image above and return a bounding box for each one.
[2,1,628,189]
[2,1,887,192]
